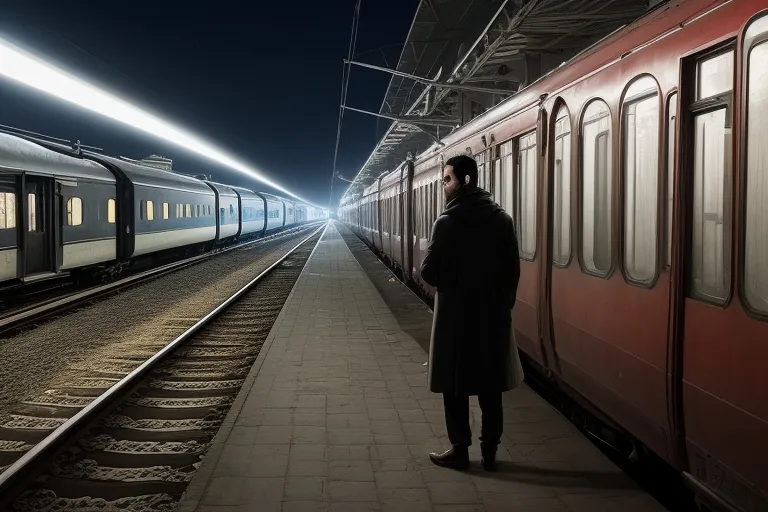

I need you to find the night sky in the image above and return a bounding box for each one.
[0,1,416,207]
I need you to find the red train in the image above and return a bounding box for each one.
[338,1,768,510]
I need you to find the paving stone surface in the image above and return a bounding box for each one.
[178,221,667,512]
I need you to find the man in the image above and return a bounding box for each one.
[420,154,524,471]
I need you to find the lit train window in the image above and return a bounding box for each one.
[581,99,612,276]
[186,204,191,218]
[518,131,537,260]
[689,49,733,303]
[501,141,514,214]
[477,152,485,191]
[66,197,83,226]
[745,40,768,314]
[0,192,16,229]
[28,193,37,232]
[108,198,116,223]
[146,200,155,221]
[491,152,502,205]
[163,202,169,220]
[553,105,571,267]
[622,76,660,285]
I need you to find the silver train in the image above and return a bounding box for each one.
[0,128,327,287]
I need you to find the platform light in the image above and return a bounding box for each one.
[0,37,320,207]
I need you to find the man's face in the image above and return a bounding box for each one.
[442,165,461,203]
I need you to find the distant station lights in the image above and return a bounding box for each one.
[0,37,320,209]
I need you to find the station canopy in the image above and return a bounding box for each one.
[339,0,656,204]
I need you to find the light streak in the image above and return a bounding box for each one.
[0,37,322,209]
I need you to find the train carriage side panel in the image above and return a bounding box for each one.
[203,181,239,241]
[231,186,265,237]
[59,179,119,270]
[284,199,295,227]
[410,155,443,297]
[294,202,308,224]
[90,155,216,258]
[258,193,285,232]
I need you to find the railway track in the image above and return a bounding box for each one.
[0,223,322,338]
[0,223,325,511]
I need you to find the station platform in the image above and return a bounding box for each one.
[177,221,666,512]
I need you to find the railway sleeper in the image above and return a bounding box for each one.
[90,426,209,444]
[22,477,189,501]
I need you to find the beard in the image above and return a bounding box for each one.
[445,186,460,204]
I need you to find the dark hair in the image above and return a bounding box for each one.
[444,154,478,188]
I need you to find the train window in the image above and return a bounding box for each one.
[394,195,400,237]
[553,105,571,267]
[163,202,169,220]
[666,94,677,267]
[66,197,83,226]
[581,99,613,276]
[490,151,501,205]
[477,152,486,192]
[518,131,537,260]
[0,192,16,229]
[423,185,428,236]
[744,40,768,314]
[185,204,191,218]
[28,193,37,232]
[501,141,514,214]
[107,199,116,224]
[689,49,733,303]
[491,147,501,201]
[146,200,154,221]
[697,51,734,100]
[622,76,660,284]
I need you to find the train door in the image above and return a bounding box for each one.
[672,28,768,511]
[22,175,55,277]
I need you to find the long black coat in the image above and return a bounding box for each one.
[420,187,524,395]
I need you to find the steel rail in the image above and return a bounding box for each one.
[0,221,325,336]
[0,221,327,504]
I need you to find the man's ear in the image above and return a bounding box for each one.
[464,175,470,185]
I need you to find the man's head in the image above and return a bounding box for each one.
[442,155,478,203]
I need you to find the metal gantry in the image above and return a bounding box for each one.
[336,0,652,205]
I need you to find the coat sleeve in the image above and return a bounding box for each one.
[420,216,448,287]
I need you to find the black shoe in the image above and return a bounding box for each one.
[429,447,470,470]
[481,447,497,471]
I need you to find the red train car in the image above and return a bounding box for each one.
[339,1,768,510]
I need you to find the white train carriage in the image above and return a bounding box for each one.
[283,198,296,228]
[203,181,239,242]
[229,185,265,238]
[294,202,308,224]
[87,153,216,258]
[0,131,118,284]
[258,192,286,233]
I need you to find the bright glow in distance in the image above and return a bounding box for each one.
[0,37,322,208]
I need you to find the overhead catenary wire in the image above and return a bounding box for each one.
[329,0,362,210]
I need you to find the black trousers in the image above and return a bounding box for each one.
[442,392,503,450]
